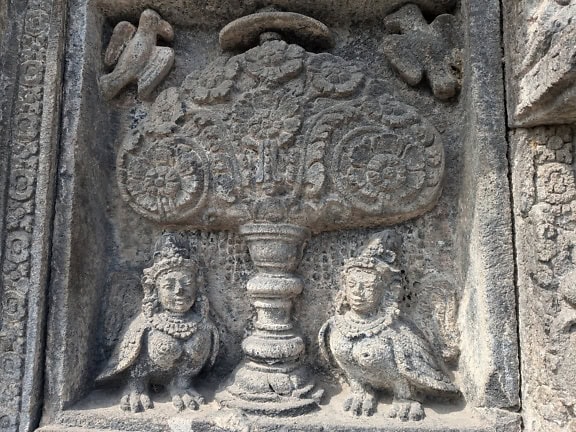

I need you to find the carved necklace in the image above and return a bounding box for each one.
[149,295,209,339]
[334,309,399,339]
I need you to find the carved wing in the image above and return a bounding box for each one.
[318,318,337,368]
[104,21,136,67]
[137,47,175,99]
[96,314,147,382]
[394,321,458,393]
[206,320,220,370]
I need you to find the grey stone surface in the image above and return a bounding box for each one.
[504,0,576,126]
[503,0,576,431]
[0,0,66,431]
[511,126,576,432]
[0,0,531,431]
[94,1,457,27]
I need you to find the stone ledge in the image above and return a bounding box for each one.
[38,391,521,432]
[94,0,456,26]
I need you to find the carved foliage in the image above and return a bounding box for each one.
[0,0,51,428]
[523,127,576,290]
[118,39,444,229]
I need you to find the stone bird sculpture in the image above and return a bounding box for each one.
[381,4,460,100]
[99,9,175,100]
[319,230,458,420]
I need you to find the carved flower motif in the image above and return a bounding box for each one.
[183,58,240,104]
[25,9,50,37]
[247,106,300,146]
[14,140,39,160]
[0,352,23,380]
[343,132,426,201]
[125,143,203,215]
[233,91,302,186]
[365,154,408,192]
[307,53,364,97]
[537,164,576,205]
[6,266,26,282]
[244,40,304,83]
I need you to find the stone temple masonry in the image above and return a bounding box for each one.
[0,1,574,431]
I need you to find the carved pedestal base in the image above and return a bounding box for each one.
[221,361,322,414]
[219,223,322,414]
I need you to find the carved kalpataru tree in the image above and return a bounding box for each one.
[115,10,445,414]
[96,233,219,412]
[319,230,458,421]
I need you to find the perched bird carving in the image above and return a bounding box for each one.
[99,9,175,100]
[319,230,459,420]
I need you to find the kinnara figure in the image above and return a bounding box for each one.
[97,233,219,412]
[319,230,458,421]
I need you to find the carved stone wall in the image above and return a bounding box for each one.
[511,126,576,432]
[503,0,576,430]
[0,0,528,431]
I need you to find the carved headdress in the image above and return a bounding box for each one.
[143,232,199,281]
[336,230,403,316]
[342,230,402,276]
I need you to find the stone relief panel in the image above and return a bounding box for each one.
[108,7,450,417]
[37,1,520,431]
[512,125,576,432]
[115,31,446,229]
[0,0,56,430]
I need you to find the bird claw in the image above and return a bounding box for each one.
[343,390,377,416]
[388,400,424,421]
[171,388,205,412]
[120,390,153,413]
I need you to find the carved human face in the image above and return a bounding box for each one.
[156,269,197,314]
[343,267,384,316]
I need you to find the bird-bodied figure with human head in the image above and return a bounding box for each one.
[319,230,458,421]
[97,232,218,412]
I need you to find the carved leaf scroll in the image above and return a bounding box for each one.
[117,39,445,230]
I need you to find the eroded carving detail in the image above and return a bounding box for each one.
[508,1,576,125]
[524,127,575,291]
[382,4,461,100]
[514,126,576,430]
[96,233,219,412]
[99,9,174,100]
[0,0,51,428]
[319,230,458,420]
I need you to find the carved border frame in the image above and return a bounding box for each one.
[0,0,67,431]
